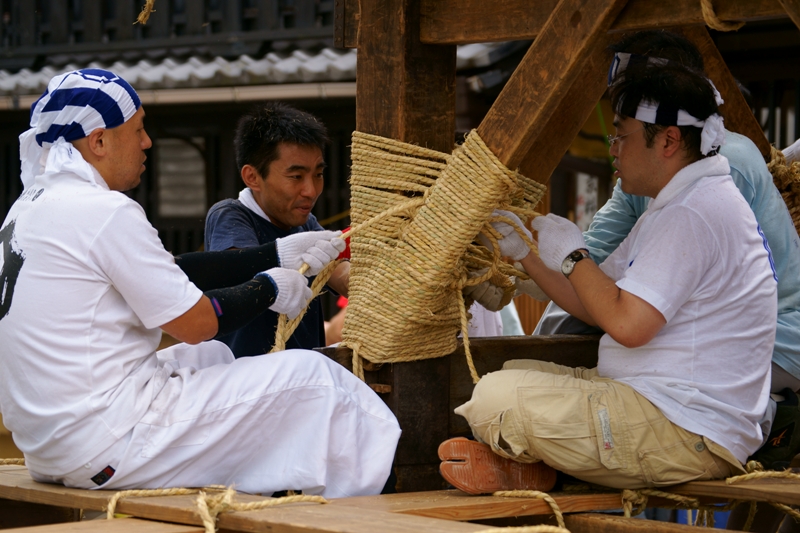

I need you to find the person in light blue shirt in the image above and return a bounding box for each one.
[535,32,800,395]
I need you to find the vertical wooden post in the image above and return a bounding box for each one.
[356,0,456,152]
[354,0,457,491]
[681,26,772,161]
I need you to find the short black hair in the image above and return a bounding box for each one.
[610,63,719,160]
[610,30,704,71]
[234,102,330,177]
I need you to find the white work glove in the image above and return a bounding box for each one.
[477,209,533,261]
[259,267,313,319]
[463,268,506,312]
[513,262,549,301]
[276,230,346,277]
[530,214,587,272]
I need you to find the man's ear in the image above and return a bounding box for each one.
[241,164,262,190]
[662,126,682,158]
[85,128,109,157]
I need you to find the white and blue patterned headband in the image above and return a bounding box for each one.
[29,68,141,146]
[609,52,725,155]
[19,69,141,190]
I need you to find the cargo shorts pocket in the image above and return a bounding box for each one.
[639,438,711,487]
[588,390,628,471]
[517,386,623,473]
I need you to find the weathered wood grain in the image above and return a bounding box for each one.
[355,0,456,153]
[680,26,771,160]
[564,513,712,532]
[333,489,622,521]
[668,477,800,507]
[417,0,787,45]
[0,467,499,533]
[3,518,204,533]
[476,0,630,169]
[517,33,618,185]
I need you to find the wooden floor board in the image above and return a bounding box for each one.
[0,467,497,533]
[667,478,800,507]
[331,489,623,521]
[3,517,205,532]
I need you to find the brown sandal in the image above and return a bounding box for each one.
[438,437,557,495]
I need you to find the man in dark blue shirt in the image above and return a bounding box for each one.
[205,103,349,357]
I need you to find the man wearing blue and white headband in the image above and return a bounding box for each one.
[536,31,800,408]
[440,61,776,492]
[0,69,399,496]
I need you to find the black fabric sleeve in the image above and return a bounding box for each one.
[175,241,280,291]
[205,274,278,338]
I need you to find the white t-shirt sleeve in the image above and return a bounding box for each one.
[614,207,715,323]
[88,201,203,329]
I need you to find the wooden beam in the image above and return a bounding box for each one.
[0,468,499,533]
[4,518,205,532]
[355,0,456,152]
[668,477,800,507]
[337,0,789,48]
[779,0,800,31]
[332,490,622,521]
[476,0,629,169]
[680,26,772,161]
[517,33,617,185]
[564,513,708,532]
[417,0,787,46]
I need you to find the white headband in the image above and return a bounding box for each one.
[611,53,726,155]
[633,99,725,155]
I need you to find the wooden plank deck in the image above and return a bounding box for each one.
[4,518,204,533]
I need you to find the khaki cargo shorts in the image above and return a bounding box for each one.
[454,360,744,489]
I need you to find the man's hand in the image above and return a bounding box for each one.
[259,267,313,319]
[531,214,587,272]
[477,209,533,261]
[463,268,506,312]
[276,230,346,276]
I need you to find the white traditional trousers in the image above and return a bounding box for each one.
[30,342,400,497]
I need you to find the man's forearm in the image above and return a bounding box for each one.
[519,252,596,325]
[327,261,349,298]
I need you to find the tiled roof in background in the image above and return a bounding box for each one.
[0,42,527,101]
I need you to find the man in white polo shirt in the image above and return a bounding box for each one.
[439,61,776,492]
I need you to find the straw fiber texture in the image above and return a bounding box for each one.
[341,129,545,380]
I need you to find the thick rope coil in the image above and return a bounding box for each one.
[340,129,544,379]
[0,458,24,465]
[492,490,566,529]
[271,197,425,355]
[769,146,800,238]
[135,0,156,24]
[700,0,744,31]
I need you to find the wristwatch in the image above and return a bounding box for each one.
[561,249,590,278]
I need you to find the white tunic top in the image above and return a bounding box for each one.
[598,155,777,463]
[0,142,202,474]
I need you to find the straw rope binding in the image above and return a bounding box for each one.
[769,146,800,237]
[135,0,156,24]
[339,129,544,382]
[699,0,744,32]
[105,485,327,533]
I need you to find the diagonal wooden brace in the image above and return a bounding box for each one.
[476,0,630,170]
